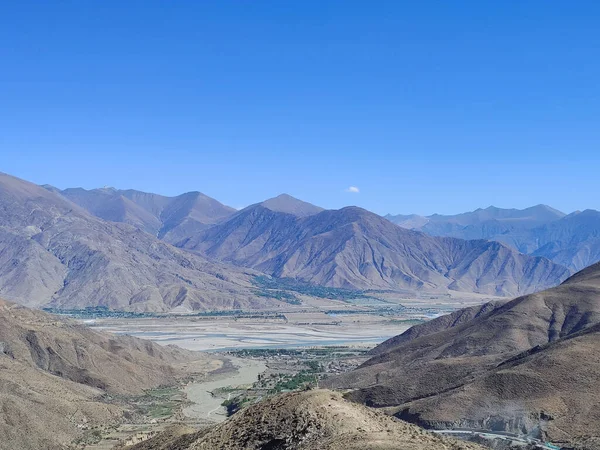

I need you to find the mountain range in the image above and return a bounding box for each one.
[0,172,271,312]
[387,205,600,272]
[179,202,569,296]
[47,185,236,243]
[0,172,584,311]
[327,261,600,449]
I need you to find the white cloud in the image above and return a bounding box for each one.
[345,186,360,193]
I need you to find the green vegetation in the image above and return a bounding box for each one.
[253,288,302,305]
[73,427,104,446]
[43,306,159,319]
[130,386,183,419]
[227,346,369,358]
[252,276,371,301]
[386,319,425,326]
[221,395,252,415]
[268,371,318,393]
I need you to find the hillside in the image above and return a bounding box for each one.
[0,172,269,312]
[127,390,485,450]
[531,209,600,271]
[327,262,600,448]
[387,205,600,271]
[0,299,215,450]
[51,186,236,243]
[179,204,569,297]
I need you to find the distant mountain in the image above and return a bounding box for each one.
[179,203,570,297]
[0,172,269,312]
[387,205,600,271]
[531,209,600,271]
[49,186,236,243]
[327,262,600,448]
[0,298,211,450]
[259,193,324,217]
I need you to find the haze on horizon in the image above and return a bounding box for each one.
[2,1,599,215]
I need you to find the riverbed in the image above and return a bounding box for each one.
[182,356,267,423]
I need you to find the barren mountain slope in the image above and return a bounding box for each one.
[0,299,215,450]
[531,209,600,271]
[128,390,484,450]
[388,205,600,272]
[327,262,600,448]
[387,204,566,247]
[55,186,236,243]
[0,172,269,311]
[180,204,569,297]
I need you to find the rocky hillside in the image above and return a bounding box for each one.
[0,299,215,450]
[0,172,269,312]
[327,262,600,449]
[179,204,569,297]
[388,205,600,272]
[127,390,485,450]
[49,186,236,243]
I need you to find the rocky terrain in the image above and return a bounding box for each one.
[49,186,236,243]
[180,203,569,297]
[327,262,600,449]
[387,205,600,272]
[0,298,216,450]
[0,172,271,312]
[126,390,485,450]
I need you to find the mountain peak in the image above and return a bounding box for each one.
[260,194,324,217]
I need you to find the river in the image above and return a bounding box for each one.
[182,356,266,423]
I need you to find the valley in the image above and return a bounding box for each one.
[71,291,495,351]
[69,293,501,449]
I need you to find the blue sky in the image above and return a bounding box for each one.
[1,1,599,215]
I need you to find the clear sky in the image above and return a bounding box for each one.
[1,1,599,215]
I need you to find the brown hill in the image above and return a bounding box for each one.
[0,299,215,450]
[0,172,271,312]
[327,262,600,448]
[179,204,569,297]
[127,390,485,450]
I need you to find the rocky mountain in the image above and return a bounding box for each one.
[0,172,270,312]
[327,261,600,449]
[530,209,600,271]
[179,204,570,297]
[0,298,215,450]
[48,186,236,243]
[127,390,485,450]
[387,205,600,272]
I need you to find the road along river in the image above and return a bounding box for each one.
[182,356,266,423]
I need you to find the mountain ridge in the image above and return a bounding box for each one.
[179,203,570,297]
[51,185,237,243]
[326,261,600,448]
[387,204,600,271]
[0,172,270,312]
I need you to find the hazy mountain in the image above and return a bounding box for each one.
[259,193,324,217]
[0,172,270,312]
[531,209,600,271]
[179,203,570,297]
[0,298,213,450]
[387,204,566,248]
[51,186,236,243]
[388,205,600,272]
[327,262,600,448]
[129,390,484,450]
